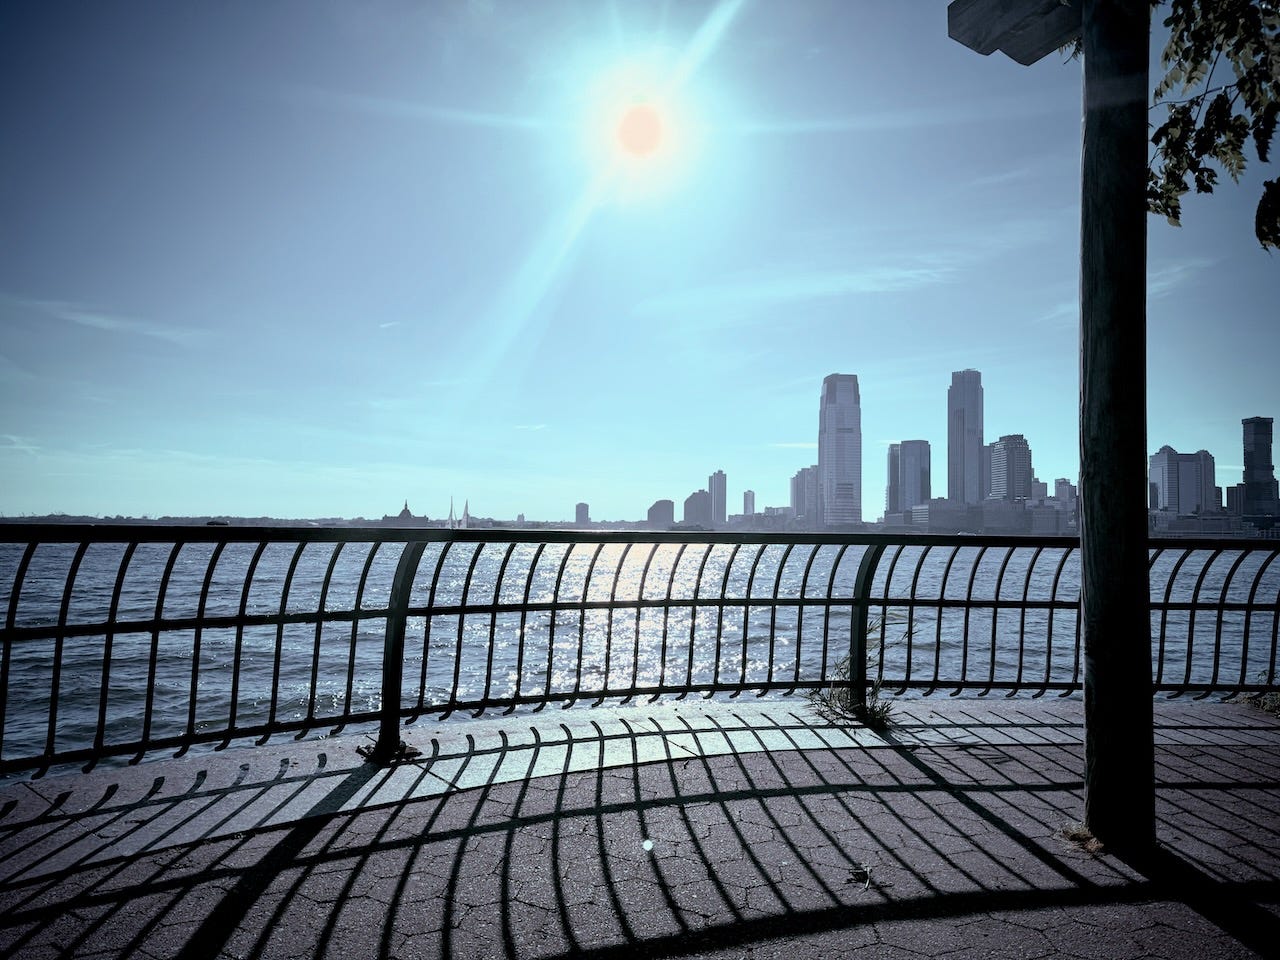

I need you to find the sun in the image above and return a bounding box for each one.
[579,57,700,199]
[616,102,664,158]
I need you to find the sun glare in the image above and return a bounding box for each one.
[580,57,700,200]
[617,102,664,158]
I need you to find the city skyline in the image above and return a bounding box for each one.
[2,4,1276,522]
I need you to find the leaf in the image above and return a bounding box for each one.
[1257,178,1280,250]
[1254,101,1279,162]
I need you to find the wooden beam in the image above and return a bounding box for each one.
[999,1,1083,64]
[1078,0,1155,850]
[949,0,1082,65]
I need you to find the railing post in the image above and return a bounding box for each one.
[371,540,428,764]
[850,543,886,720]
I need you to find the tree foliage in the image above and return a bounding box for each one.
[1147,0,1280,250]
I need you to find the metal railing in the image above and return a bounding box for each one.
[1,525,1277,772]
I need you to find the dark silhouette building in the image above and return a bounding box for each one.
[947,369,984,505]
[1242,417,1279,519]
[647,499,675,528]
[683,490,712,528]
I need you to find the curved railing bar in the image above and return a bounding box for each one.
[1203,549,1250,698]
[1011,545,1048,697]
[956,545,989,696]
[682,543,716,701]
[624,542,658,706]
[1181,549,1223,699]
[544,542,577,711]
[794,544,825,690]
[569,541,606,708]
[766,542,797,696]
[1237,549,1279,688]
[655,542,690,702]
[598,541,636,706]
[927,544,963,697]
[44,540,91,765]
[479,541,520,714]
[1,540,39,759]
[507,541,548,715]
[179,541,227,755]
[711,543,745,697]
[442,541,484,719]
[139,542,184,760]
[1037,546,1076,699]
[409,540,453,721]
[903,545,930,694]
[978,546,1017,697]
[878,543,908,695]
[1154,547,1193,689]
[298,540,347,736]
[262,541,307,744]
[735,543,769,697]
[91,541,139,765]
[819,543,854,686]
[333,540,383,735]
[225,540,269,745]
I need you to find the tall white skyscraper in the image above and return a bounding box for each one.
[948,369,984,504]
[708,470,727,526]
[818,374,861,525]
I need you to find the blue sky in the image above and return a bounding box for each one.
[2,1,1276,522]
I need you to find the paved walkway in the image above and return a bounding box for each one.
[1,697,1278,959]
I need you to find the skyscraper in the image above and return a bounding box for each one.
[1148,445,1218,514]
[886,440,931,514]
[948,369,984,504]
[647,499,675,528]
[708,470,727,527]
[575,502,590,525]
[989,434,1034,501]
[743,490,755,516]
[790,465,819,527]
[1242,417,1279,517]
[818,374,862,525]
[885,444,901,515]
[900,440,931,511]
[683,490,712,527]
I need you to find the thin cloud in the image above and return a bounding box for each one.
[1034,300,1078,328]
[514,423,548,431]
[1148,259,1213,298]
[285,84,549,132]
[1,434,40,456]
[34,300,206,346]
[633,263,954,319]
[0,354,36,383]
[730,92,1072,137]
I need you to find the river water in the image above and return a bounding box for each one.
[2,538,1276,763]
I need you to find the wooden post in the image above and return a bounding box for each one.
[1078,0,1154,848]
[947,0,1156,849]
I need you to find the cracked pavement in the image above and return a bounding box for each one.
[1,698,1278,959]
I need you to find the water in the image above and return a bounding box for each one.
[2,537,1276,764]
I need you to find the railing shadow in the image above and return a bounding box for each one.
[1,705,1278,959]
